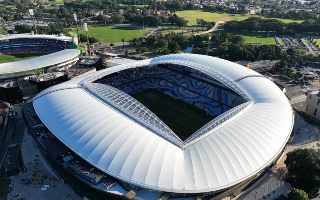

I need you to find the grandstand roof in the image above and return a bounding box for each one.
[0,34,72,42]
[33,54,294,194]
[0,49,80,79]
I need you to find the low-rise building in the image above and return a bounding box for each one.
[305,90,320,120]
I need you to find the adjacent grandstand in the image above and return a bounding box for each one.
[0,34,80,80]
[30,54,294,199]
[0,34,75,55]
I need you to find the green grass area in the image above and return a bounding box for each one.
[66,26,150,43]
[176,10,249,25]
[54,0,94,5]
[0,27,6,35]
[0,54,39,64]
[314,39,320,48]
[241,35,276,45]
[55,0,64,4]
[272,18,303,24]
[118,3,149,8]
[132,89,213,140]
[159,26,204,35]
[176,10,303,26]
[276,37,284,46]
[0,55,23,64]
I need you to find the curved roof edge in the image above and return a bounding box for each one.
[32,54,294,194]
[0,34,72,42]
[0,49,80,79]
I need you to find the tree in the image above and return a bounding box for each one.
[111,14,125,24]
[285,149,320,197]
[169,15,187,28]
[288,189,309,200]
[196,19,214,28]
[14,24,32,33]
[168,41,180,53]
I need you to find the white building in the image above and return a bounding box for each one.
[0,34,80,80]
[305,90,320,120]
[32,54,294,199]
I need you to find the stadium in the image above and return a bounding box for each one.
[26,54,294,199]
[0,34,80,80]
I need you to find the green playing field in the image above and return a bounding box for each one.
[132,89,213,140]
[0,54,39,64]
[66,25,151,43]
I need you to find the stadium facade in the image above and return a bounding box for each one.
[28,54,294,199]
[0,34,80,80]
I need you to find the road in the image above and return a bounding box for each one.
[290,94,306,105]
[8,130,81,200]
[145,26,161,38]
[236,112,320,200]
[0,110,15,171]
[236,172,291,200]
[7,105,81,200]
[193,21,225,36]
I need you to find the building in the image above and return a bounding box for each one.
[305,90,320,120]
[29,54,294,200]
[0,34,75,55]
[0,80,22,103]
[0,49,80,80]
[0,34,80,80]
[28,72,69,91]
[0,101,9,128]
[14,0,48,4]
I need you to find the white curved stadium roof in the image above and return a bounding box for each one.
[0,33,72,42]
[0,49,80,79]
[33,54,294,193]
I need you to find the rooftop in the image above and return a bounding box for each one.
[33,54,294,193]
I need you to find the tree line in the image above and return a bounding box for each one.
[224,17,320,35]
[131,32,284,62]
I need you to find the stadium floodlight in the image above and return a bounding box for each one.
[73,13,78,22]
[73,13,80,44]
[29,9,37,34]
[83,23,89,54]
[83,23,88,32]
[29,9,34,16]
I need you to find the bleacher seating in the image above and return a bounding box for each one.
[95,65,245,118]
[0,38,75,55]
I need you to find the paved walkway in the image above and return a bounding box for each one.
[193,21,225,36]
[290,113,320,145]
[237,172,291,200]
[7,131,81,200]
[238,112,320,200]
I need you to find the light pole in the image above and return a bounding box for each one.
[29,9,36,34]
[83,23,89,55]
[73,13,79,43]
[207,35,212,55]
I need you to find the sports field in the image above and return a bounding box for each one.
[133,89,213,140]
[0,54,38,64]
[55,0,64,4]
[241,35,276,45]
[176,10,303,26]
[176,10,249,25]
[66,26,150,43]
